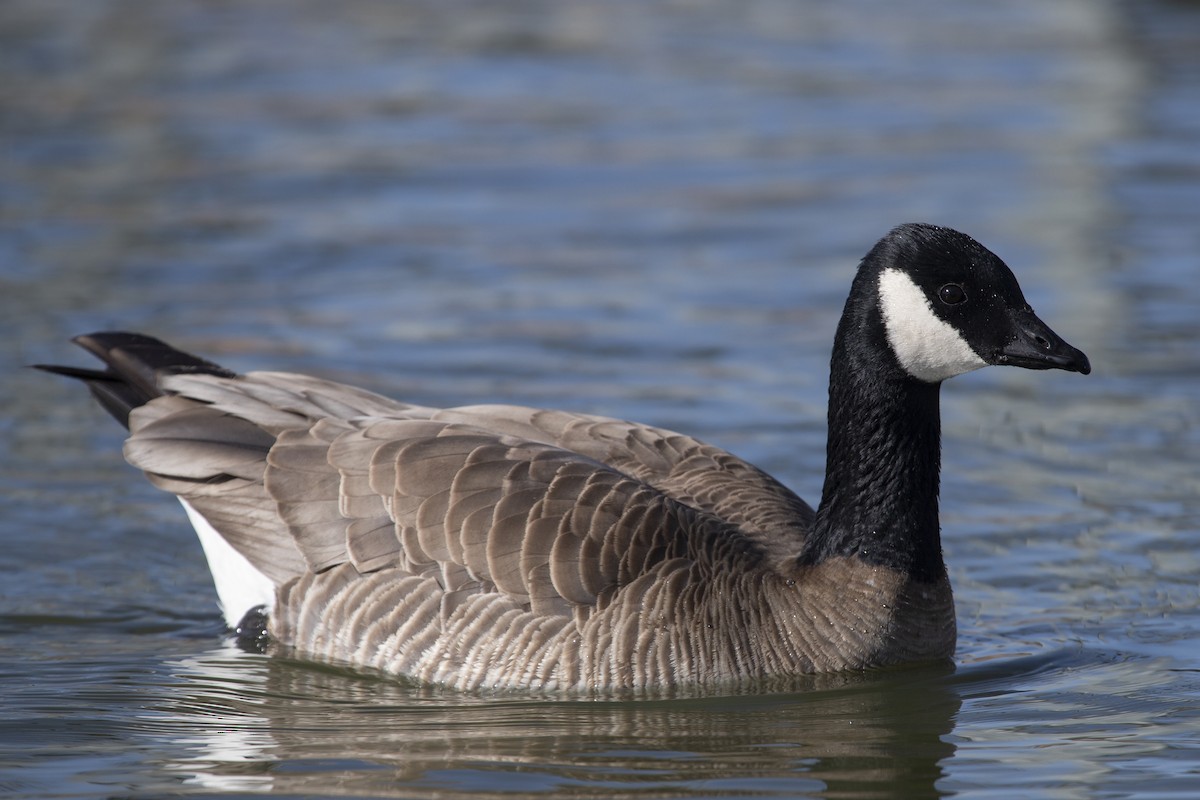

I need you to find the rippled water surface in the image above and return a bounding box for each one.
[3,1,1198,797]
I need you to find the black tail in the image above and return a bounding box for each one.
[32,332,237,429]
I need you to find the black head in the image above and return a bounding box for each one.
[854,223,1091,383]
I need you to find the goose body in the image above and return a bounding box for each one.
[38,224,1090,691]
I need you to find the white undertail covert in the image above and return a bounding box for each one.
[180,499,276,627]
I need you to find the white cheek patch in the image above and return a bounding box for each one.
[877,268,987,383]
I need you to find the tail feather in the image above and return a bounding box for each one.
[35,332,283,628]
[33,331,237,427]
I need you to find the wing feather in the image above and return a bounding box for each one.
[110,367,811,689]
[431,404,813,566]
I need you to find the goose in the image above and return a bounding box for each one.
[37,223,1090,691]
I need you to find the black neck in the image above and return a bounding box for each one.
[801,312,947,583]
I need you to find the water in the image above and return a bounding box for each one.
[2,0,1198,797]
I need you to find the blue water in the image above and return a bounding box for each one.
[3,1,1198,797]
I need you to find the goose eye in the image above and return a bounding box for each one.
[938,283,967,305]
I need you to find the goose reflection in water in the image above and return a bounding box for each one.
[153,645,961,797]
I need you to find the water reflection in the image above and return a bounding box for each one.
[155,644,960,797]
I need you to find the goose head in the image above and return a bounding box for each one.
[811,223,1091,588]
[856,223,1091,383]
